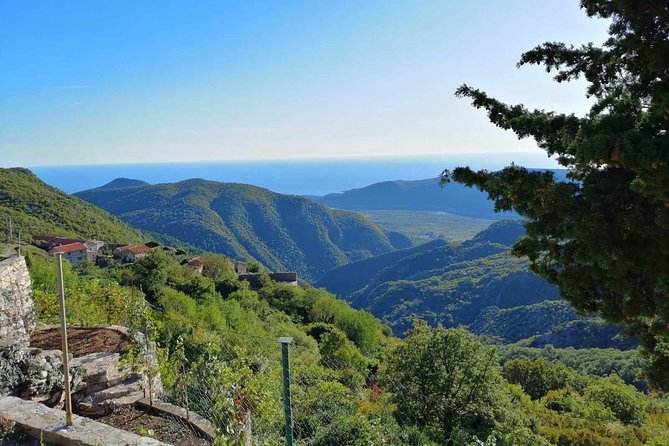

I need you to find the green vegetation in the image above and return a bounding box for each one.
[384,322,519,444]
[0,168,144,244]
[498,344,645,388]
[26,247,669,445]
[445,0,669,390]
[313,177,522,220]
[76,178,394,281]
[471,301,581,343]
[362,210,494,243]
[318,220,635,355]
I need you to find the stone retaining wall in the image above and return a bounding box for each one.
[0,396,171,446]
[0,256,35,347]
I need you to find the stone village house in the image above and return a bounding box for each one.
[112,245,150,262]
[48,242,89,265]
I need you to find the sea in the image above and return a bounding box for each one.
[29,152,559,196]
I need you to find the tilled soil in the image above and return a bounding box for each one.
[96,405,212,446]
[29,326,133,357]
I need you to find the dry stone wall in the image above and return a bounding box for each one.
[0,255,164,417]
[0,256,35,347]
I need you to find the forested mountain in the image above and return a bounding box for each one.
[94,177,150,190]
[76,179,395,281]
[317,220,630,348]
[312,177,514,219]
[0,168,144,243]
[312,170,569,219]
[1,169,661,445]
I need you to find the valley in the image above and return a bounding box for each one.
[0,166,664,445]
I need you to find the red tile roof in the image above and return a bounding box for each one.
[51,242,87,254]
[33,235,57,242]
[53,238,85,245]
[34,235,85,245]
[121,245,150,254]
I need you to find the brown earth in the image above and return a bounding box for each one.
[96,405,212,446]
[29,326,133,357]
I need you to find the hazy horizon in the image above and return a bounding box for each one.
[2,1,608,166]
[29,151,561,196]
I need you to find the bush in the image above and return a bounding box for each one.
[384,322,510,444]
[502,358,573,400]
[584,376,646,425]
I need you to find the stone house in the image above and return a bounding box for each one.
[186,257,204,274]
[84,240,105,252]
[113,245,150,262]
[49,242,89,265]
[232,261,248,274]
[33,235,85,251]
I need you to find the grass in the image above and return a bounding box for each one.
[0,242,48,260]
[362,210,494,243]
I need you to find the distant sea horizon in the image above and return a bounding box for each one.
[28,152,560,196]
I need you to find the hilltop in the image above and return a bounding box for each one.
[312,177,515,219]
[0,168,144,244]
[312,171,569,220]
[76,179,395,281]
[94,178,150,190]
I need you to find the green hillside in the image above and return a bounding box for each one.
[22,235,666,445]
[312,171,568,219]
[313,177,518,219]
[318,220,631,348]
[76,179,394,281]
[0,168,144,244]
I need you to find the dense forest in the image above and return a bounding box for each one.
[76,179,398,281]
[311,176,548,219]
[0,168,144,244]
[24,245,669,445]
[318,220,631,352]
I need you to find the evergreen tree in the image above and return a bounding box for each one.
[384,323,509,444]
[443,1,669,389]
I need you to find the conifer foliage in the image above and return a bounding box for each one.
[443,1,669,389]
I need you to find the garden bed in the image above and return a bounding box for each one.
[30,326,133,357]
[95,404,212,446]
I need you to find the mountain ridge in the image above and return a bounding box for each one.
[76,179,395,281]
[0,168,145,244]
[312,170,570,219]
[317,219,630,348]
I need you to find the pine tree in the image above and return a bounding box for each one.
[443,1,669,389]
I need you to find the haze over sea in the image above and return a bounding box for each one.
[31,152,558,196]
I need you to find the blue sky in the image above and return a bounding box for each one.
[0,1,610,167]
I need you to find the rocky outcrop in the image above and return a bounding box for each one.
[0,257,35,347]
[0,344,73,406]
